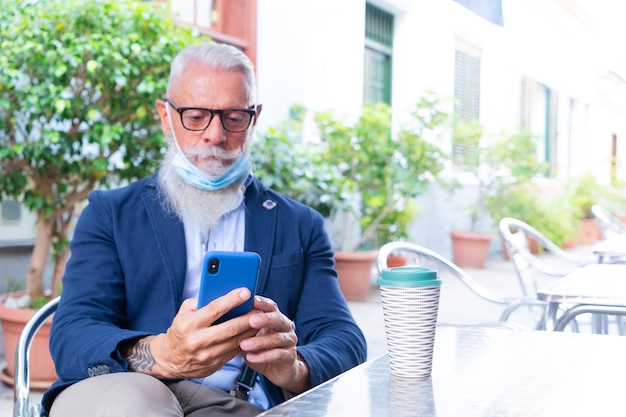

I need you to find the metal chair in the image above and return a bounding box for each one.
[498,217,597,298]
[497,217,624,332]
[377,241,547,329]
[591,204,626,240]
[554,305,626,332]
[13,296,59,417]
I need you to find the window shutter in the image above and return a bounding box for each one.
[453,48,481,166]
[364,3,394,105]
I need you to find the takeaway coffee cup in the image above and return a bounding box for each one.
[377,266,441,378]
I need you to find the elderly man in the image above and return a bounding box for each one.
[43,42,367,416]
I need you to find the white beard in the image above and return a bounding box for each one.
[157,142,246,232]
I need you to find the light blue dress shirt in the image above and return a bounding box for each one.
[182,195,269,409]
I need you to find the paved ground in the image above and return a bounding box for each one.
[0,244,602,415]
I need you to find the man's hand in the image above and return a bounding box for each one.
[122,288,259,379]
[239,296,311,394]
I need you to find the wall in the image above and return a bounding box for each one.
[254,0,626,255]
[0,202,38,288]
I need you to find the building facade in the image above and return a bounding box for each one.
[154,0,626,255]
[3,0,625,275]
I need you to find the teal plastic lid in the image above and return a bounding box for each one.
[377,266,441,287]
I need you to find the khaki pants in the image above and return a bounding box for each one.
[49,372,264,417]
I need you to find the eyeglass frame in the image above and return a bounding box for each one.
[166,98,257,133]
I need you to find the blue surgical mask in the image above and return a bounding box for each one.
[166,103,251,191]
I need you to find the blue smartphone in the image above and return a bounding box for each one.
[197,251,261,324]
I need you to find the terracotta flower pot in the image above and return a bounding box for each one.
[577,218,601,244]
[334,250,378,301]
[386,255,408,268]
[450,231,492,269]
[0,293,57,390]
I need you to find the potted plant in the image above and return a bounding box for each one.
[564,173,623,244]
[253,93,450,300]
[0,0,197,387]
[525,190,579,249]
[449,121,549,267]
[312,93,450,299]
[252,107,368,301]
[315,94,450,250]
[488,183,579,258]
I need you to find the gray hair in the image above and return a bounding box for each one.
[167,42,257,104]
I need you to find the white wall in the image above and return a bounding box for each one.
[256,0,366,134]
[254,0,626,254]
[256,0,626,181]
[0,204,37,246]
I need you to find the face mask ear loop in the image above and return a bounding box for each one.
[165,101,184,154]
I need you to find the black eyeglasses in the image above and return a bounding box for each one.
[167,99,256,133]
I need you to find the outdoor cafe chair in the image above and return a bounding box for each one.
[498,217,597,298]
[553,304,626,332]
[13,296,59,417]
[376,241,547,330]
[498,217,610,332]
[591,204,626,240]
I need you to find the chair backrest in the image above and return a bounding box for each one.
[13,296,60,417]
[498,217,595,297]
[377,241,512,305]
[591,204,626,240]
[376,241,546,328]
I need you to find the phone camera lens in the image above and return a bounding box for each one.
[208,258,219,274]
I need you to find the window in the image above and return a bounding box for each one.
[152,0,216,28]
[151,0,257,65]
[454,48,481,123]
[364,3,393,105]
[2,200,21,222]
[521,77,557,175]
[453,45,481,166]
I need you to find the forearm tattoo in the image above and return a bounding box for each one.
[121,336,157,373]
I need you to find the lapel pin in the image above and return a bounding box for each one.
[262,199,277,210]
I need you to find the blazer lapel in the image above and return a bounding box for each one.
[141,176,187,305]
[244,179,277,294]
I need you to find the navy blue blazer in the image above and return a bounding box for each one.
[42,174,367,411]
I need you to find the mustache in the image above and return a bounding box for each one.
[183,145,242,162]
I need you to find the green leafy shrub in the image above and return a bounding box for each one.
[0,0,199,301]
[254,93,452,252]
